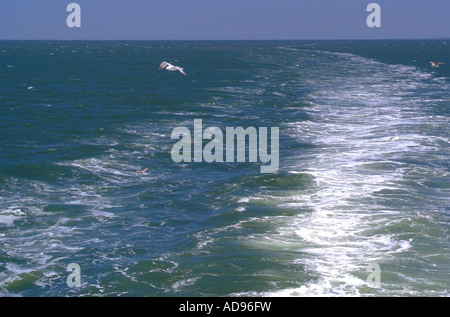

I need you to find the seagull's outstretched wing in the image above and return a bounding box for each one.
[159,61,170,70]
[177,67,186,76]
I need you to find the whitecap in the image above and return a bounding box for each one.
[0,215,16,226]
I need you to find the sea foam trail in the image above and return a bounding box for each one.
[244,49,449,296]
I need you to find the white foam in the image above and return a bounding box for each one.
[172,277,200,290]
[0,215,16,226]
[241,50,447,297]
[0,208,26,226]
[92,210,116,219]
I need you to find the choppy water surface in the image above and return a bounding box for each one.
[0,40,448,296]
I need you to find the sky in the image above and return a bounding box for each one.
[0,0,449,40]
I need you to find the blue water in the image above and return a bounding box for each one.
[0,40,449,296]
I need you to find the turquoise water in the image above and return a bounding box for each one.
[0,40,449,296]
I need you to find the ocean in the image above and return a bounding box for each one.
[0,40,449,297]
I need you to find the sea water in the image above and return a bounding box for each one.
[0,40,448,296]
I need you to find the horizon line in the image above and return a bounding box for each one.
[1,37,449,42]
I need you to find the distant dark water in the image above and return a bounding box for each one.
[0,40,449,296]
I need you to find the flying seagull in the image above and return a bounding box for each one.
[430,61,445,68]
[159,61,186,76]
[137,167,150,174]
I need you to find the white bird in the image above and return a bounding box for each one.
[430,61,445,68]
[159,61,186,76]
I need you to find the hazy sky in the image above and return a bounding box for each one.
[1,0,449,40]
